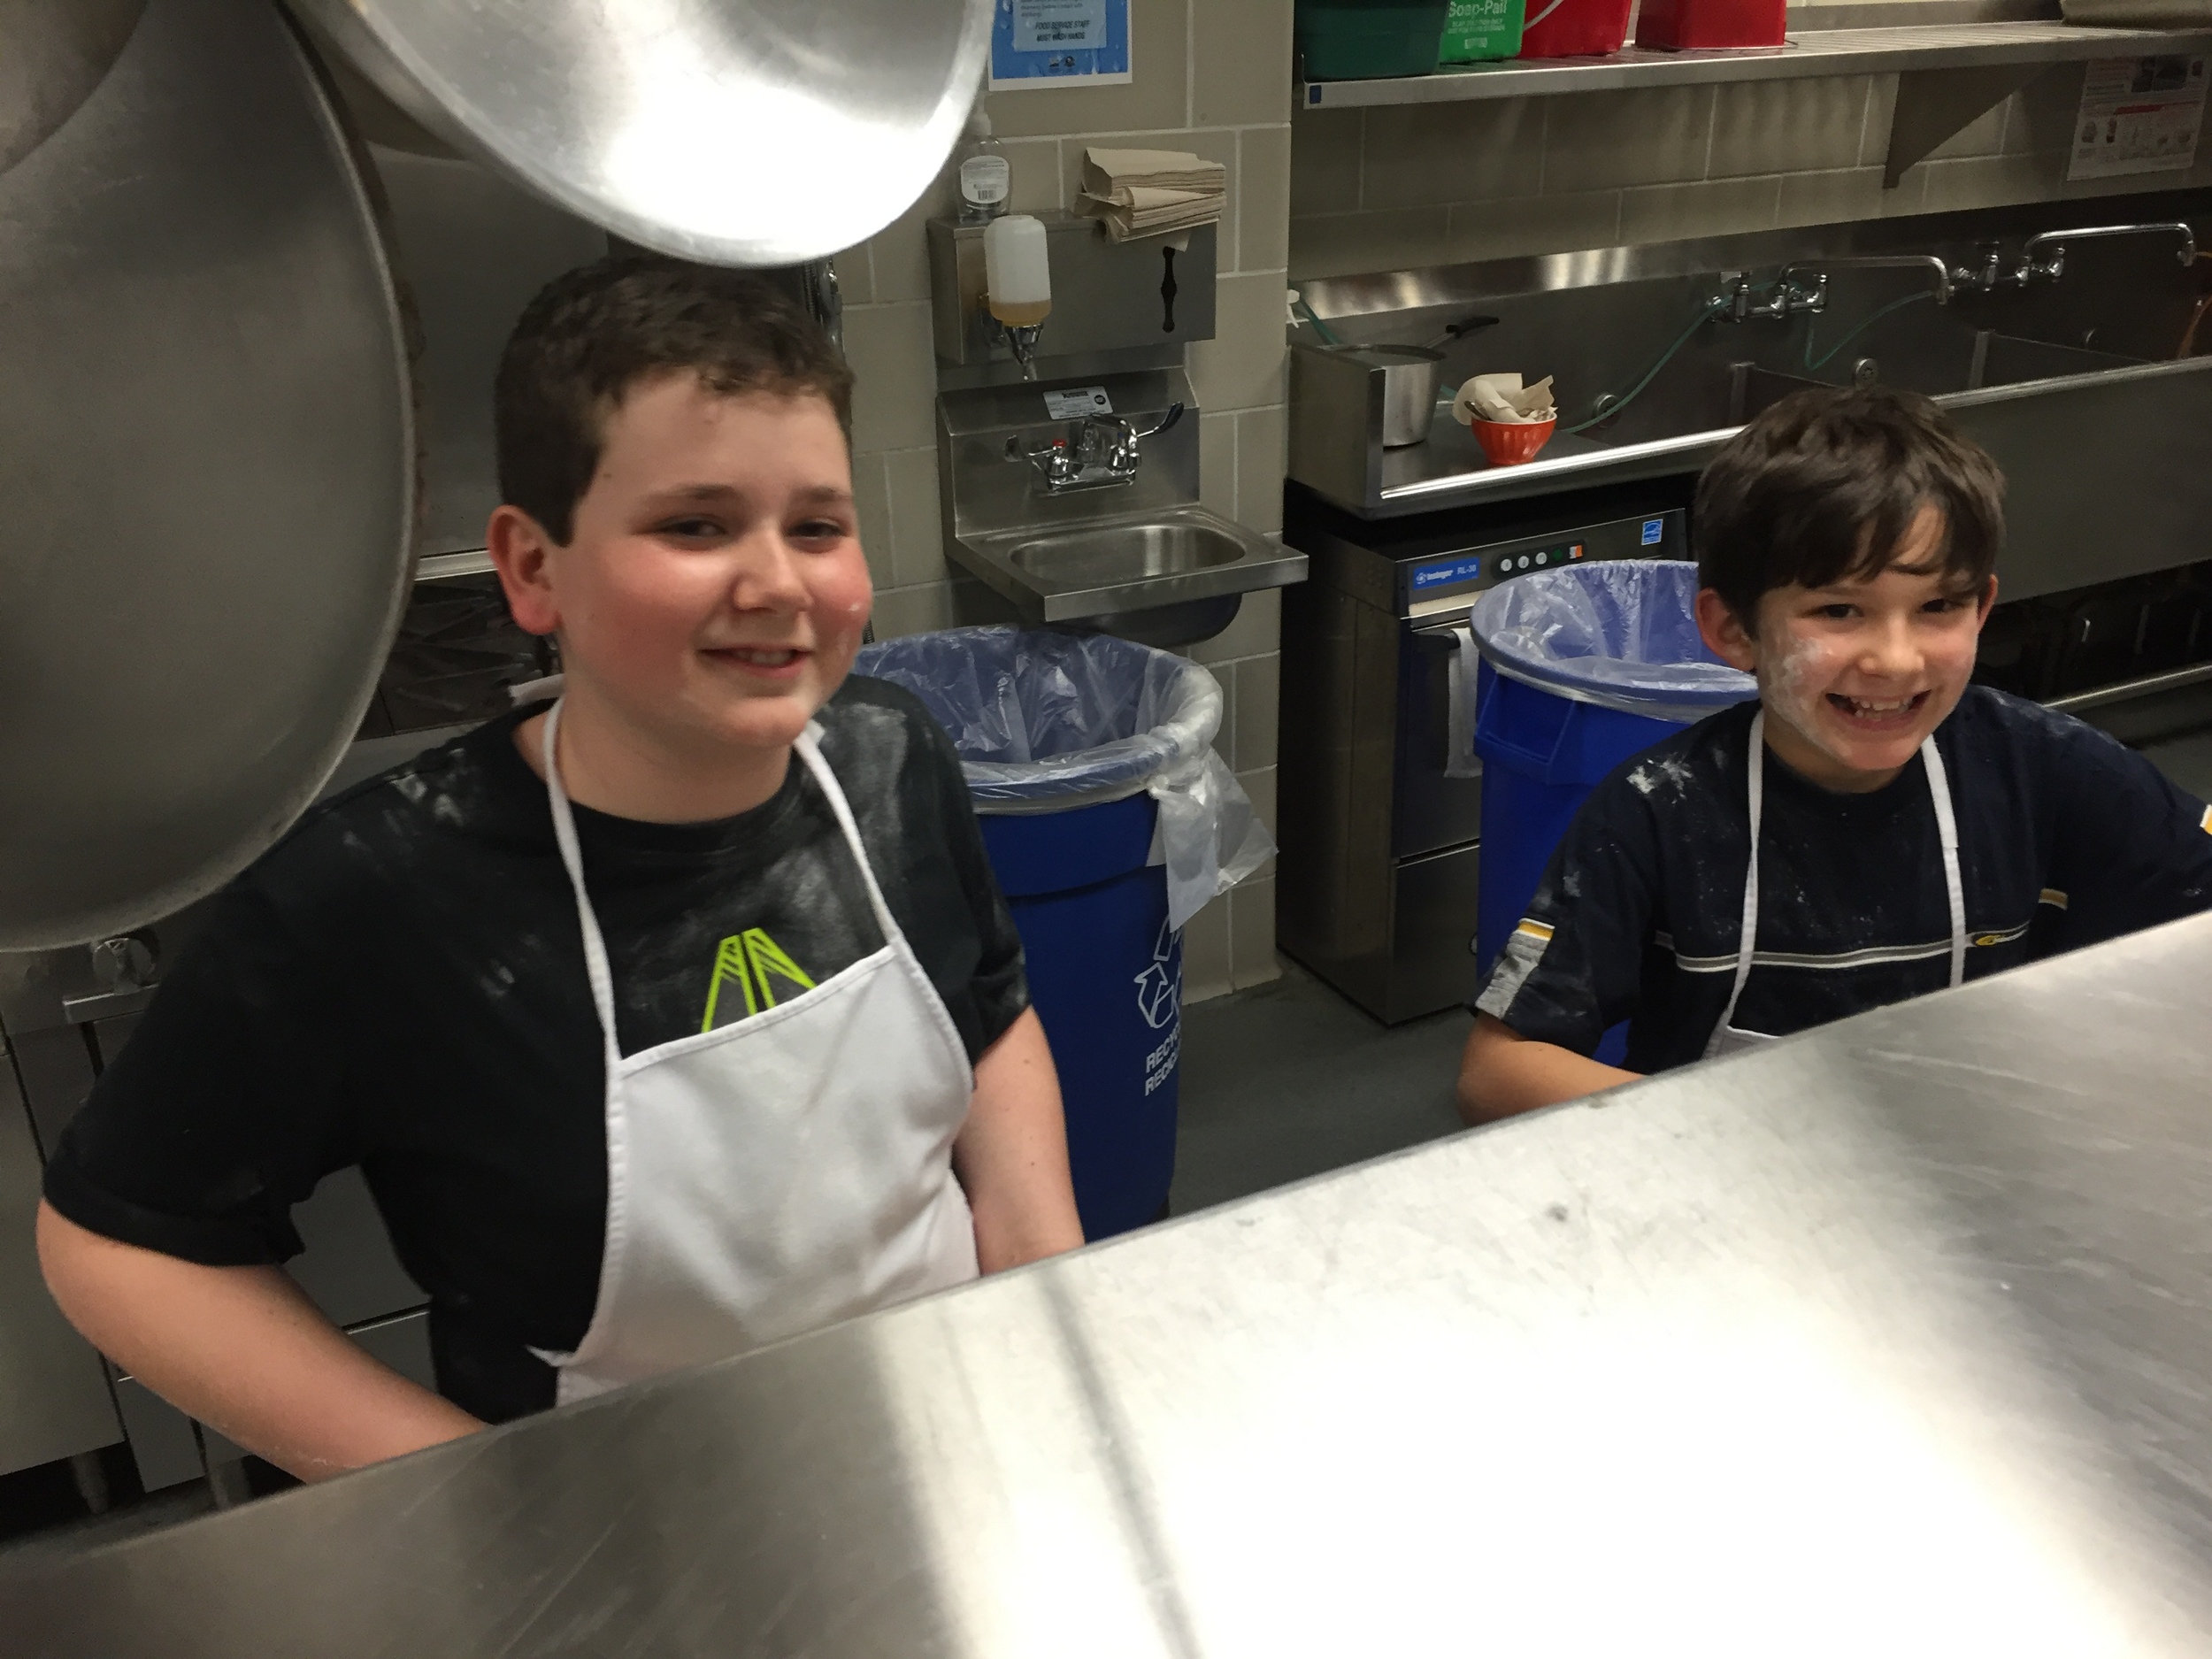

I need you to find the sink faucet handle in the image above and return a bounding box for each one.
[1130,401,1185,441]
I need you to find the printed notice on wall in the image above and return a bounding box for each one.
[2068,55,2208,180]
[989,0,1132,89]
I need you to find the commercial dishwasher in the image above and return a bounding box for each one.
[1278,480,1694,1025]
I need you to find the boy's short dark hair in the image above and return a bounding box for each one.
[495,254,854,544]
[1694,385,2004,630]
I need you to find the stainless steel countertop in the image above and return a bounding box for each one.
[11,915,2212,1654]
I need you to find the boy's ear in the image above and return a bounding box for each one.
[1695,586,1760,673]
[1973,572,1999,619]
[487,504,562,637]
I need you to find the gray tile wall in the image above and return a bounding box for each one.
[1291,65,2212,278]
[836,0,1294,997]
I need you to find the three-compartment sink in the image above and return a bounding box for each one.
[1287,201,2212,607]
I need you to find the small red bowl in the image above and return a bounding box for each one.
[1472,417,1556,467]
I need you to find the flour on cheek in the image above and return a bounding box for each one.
[1759,632,1842,760]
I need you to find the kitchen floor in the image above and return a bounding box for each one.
[1171,958,1468,1217]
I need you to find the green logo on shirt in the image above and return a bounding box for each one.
[702,929,817,1031]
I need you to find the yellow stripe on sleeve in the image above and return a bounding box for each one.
[2038,888,2068,910]
[2200,805,2211,835]
[1514,918,1555,942]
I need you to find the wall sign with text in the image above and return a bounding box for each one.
[2068,55,2207,180]
[989,0,1132,89]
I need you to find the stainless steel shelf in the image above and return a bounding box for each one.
[1301,19,2212,107]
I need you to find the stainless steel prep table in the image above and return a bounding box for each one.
[9,915,2212,1654]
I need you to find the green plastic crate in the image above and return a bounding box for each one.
[1438,0,1525,61]
[1296,0,1450,79]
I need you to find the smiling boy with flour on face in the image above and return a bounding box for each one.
[1457,385,2212,1124]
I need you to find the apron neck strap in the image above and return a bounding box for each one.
[789,723,905,948]
[541,700,623,1069]
[1708,710,1768,1053]
[537,704,917,1063]
[1922,733,1967,989]
[1707,713,1969,1058]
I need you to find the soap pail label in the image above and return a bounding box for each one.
[1439,0,1526,61]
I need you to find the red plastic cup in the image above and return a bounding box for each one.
[1472,417,1556,466]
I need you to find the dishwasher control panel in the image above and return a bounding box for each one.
[1400,509,1684,618]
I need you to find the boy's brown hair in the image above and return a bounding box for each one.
[1694,385,2005,630]
[494,254,854,545]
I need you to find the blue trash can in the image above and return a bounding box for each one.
[978,795,1180,1239]
[855,626,1271,1240]
[1466,561,1756,1059]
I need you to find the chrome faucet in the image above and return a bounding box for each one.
[1005,403,1184,492]
[1714,253,1953,322]
[2019,221,2197,283]
[1946,223,2196,293]
[1778,253,1955,310]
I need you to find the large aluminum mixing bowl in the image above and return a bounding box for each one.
[0,0,414,948]
[289,0,994,267]
[0,0,145,178]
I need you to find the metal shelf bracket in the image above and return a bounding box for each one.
[1884,61,2055,188]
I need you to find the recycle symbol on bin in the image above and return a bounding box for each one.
[1133,918,1180,1031]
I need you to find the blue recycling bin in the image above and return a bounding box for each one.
[856,626,1266,1240]
[977,795,1180,1240]
[1467,561,1756,1061]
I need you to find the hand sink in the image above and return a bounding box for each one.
[1009,520,1249,583]
[955,506,1308,633]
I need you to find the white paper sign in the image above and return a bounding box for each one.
[2068,55,2208,180]
[1043,385,1114,419]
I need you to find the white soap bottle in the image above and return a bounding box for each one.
[956,110,1010,225]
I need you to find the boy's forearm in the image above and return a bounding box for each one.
[1456,1014,1641,1125]
[955,1007,1086,1271]
[36,1202,482,1481]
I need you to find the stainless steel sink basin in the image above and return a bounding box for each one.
[962,507,1307,635]
[937,365,1308,642]
[1009,520,1248,584]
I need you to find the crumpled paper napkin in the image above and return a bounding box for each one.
[1452,373,1556,426]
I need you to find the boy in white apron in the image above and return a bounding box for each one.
[39,257,1087,1476]
[1458,386,2212,1123]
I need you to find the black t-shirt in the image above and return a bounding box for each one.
[43,677,1028,1423]
[1474,687,2212,1073]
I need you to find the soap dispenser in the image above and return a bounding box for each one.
[956,109,1010,225]
[982,213,1050,379]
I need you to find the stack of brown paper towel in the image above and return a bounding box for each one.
[1077,147,1226,242]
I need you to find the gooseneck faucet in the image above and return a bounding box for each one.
[1717,253,1953,322]
[1778,253,1955,311]
[2020,221,2197,281]
[1949,222,2197,292]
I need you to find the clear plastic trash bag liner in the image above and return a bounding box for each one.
[1466,558,1757,726]
[855,626,1274,931]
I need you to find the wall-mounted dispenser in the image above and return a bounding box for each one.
[929,211,1217,371]
[981,214,1052,380]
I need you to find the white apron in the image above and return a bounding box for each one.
[1702,709,1965,1060]
[533,701,979,1404]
